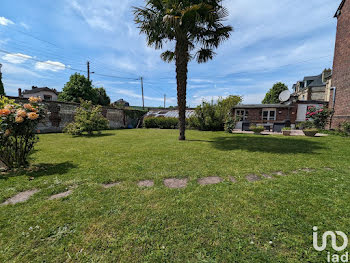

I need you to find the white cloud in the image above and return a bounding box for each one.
[0,17,14,26]
[1,62,43,78]
[20,22,30,30]
[189,78,214,83]
[35,61,66,72]
[68,0,131,31]
[2,53,32,64]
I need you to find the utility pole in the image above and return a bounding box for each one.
[164,94,166,108]
[141,77,145,109]
[87,61,90,81]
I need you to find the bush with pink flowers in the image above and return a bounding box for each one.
[306,106,333,130]
[0,96,46,169]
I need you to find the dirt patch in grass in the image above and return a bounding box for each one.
[102,182,120,189]
[49,190,73,200]
[273,171,285,176]
[246,174,261,182]
[198,176,222,185]
[164,178,188,188]
[1,189,39,205]
[262,174,273,179]
[138,180,154,188]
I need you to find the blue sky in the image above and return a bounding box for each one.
[0,0,340,107]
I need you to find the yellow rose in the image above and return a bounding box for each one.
[0,108,11,116]
[16,109,27,118]
[29,97,42,103]
[27,112,39,120]
[23,104,33,110]
[15,116,24,123]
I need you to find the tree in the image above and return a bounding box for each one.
[95,87,111,106]
[0,70,5,96]
[262,82,288,104]
[59,73,98,104]
[134,0,232,140]
[188,95,241,131]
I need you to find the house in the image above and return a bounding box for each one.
[292,69,332,102]
[233,98,327,132]
[113,99,130,107]
[329,0,350,128]
[20,86,58,101]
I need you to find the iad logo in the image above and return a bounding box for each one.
[313,226,349,262]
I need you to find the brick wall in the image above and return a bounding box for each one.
[332,0,350,128]
[10,97,145,133]
[233,106,297,124]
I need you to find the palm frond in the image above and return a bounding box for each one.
[195,48,216,63]
[161,50,175,63]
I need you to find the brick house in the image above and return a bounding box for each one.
[330,0,350,128]
[233,100,327,132]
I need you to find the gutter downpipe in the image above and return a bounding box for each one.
[329,87,336,129]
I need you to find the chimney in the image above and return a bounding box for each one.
[322,68,332,83]
[18,88,22,97]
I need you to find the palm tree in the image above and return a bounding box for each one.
[134,0,232,140]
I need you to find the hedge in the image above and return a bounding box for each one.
[144,117,178,129]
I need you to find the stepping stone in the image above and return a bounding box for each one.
[300,168,315,173]
[164,178,188,189]
[102,182,120,189]
[246,174,261,182]
[1,189,39,205]
[273,171,285,176]
[324,167,333,171]
[262,174,273,179]
[292,170,299,174]
[49,190,72,200]
[229,176,237,183]
[198,176,223,185]
[138,180,154,188]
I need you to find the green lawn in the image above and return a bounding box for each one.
[1,129,350,262]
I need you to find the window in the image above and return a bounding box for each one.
[44,95,52,101]
[235,109,248,121]
[262,109,276,121]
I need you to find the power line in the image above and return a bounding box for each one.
[0,48,141,80]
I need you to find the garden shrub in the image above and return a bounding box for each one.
[0,96,46,169]
[250,124,264,134]
[297,121,315,130]
[224,115,239,133]
[189,96,242,131]
[306,106,333,129]
[64,100,109,136]
[144,117,178,129]
[341,121,350,135]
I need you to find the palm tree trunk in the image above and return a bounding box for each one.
[175,40,189,141]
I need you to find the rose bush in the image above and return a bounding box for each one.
[0,96,46,169]
[306,106,333,130]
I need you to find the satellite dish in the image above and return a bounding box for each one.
[279,90,291,102]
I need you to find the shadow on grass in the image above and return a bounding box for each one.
[0,162,77,180]
[68,133,115,138]
[210,135,326,154]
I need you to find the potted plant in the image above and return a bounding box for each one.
[303,128,318,137]
[250,124,264,135]
[282,127,292,136]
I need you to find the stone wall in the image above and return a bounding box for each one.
[332,0,350,128]
[9,97,145,133]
